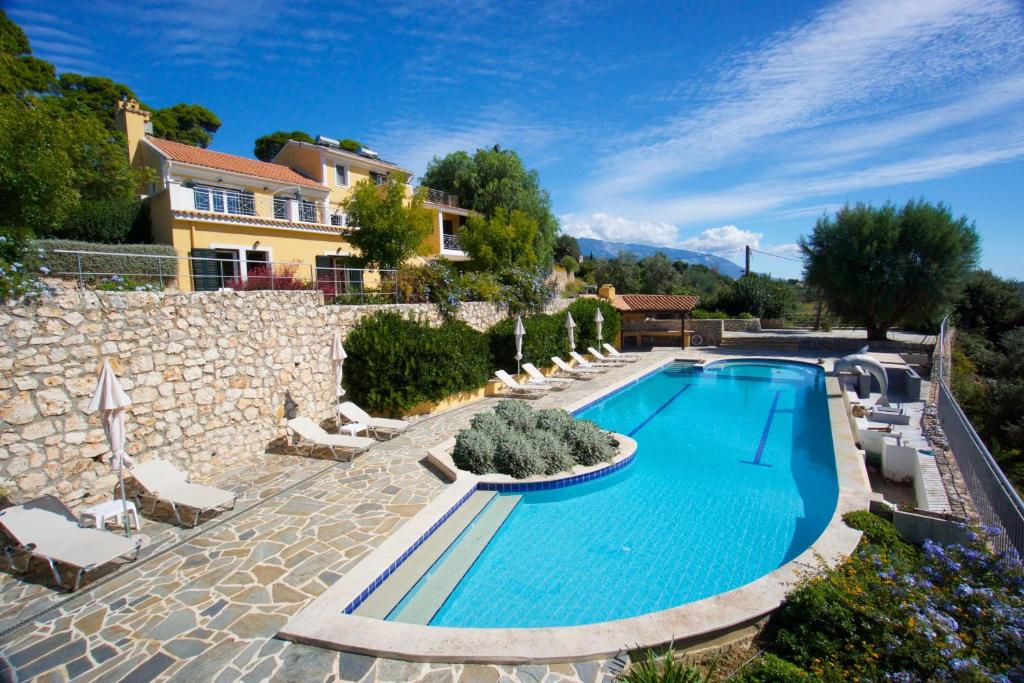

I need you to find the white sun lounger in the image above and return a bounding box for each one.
[494,370,549,398]
[602,343,642,360]
[587,347,633,364]
[551,356,603,376]
[522,362,576,386]
[0,495,142,591]
[518,363,570,391]
[288,417,375,461]
[128,459,238,528]
[570,351,614,369]
[338,401,412,439]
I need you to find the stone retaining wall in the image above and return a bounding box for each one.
[0,290,573,507]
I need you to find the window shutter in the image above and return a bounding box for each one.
[190,248,220,291]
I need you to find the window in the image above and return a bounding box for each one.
[335,164,348,187]
[245,250,268,276]
[331,256,363,291]
[370,171,388,186]
[330,212,345,227]
[193,185,255,216]
[214,249,240,287]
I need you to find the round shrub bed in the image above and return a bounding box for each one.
[452,399,617,478]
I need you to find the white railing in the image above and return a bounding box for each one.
[442,232,461,251]
[193,186,255,216]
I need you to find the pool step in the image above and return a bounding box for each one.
[391,494,521,625]
[353,490,496,619]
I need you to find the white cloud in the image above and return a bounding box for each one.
[679,226,761,254]
[559,213,679,245]
[761,243,803,259]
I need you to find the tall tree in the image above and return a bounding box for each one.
[53,73,138,129]
[0,10,55,96]
[801,201,980,339]
[421,145,559,266]
[254,130,314,161]
[554,234,580,261]
[151,103,221,148]
[459,208,538,272]
[341,176,433,269]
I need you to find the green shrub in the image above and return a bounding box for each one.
[343,312,492,413]
[497,267,555,314]
[397,260,463,316]
[493,430,544,478]
[842,510,907,550]
[59,196,150,243]
[691,309,729,319]
[620,649,708,683]
[767,514,1024,681]
[470,411,509,436]
[533,430,575,475]
[566,420,615,466]
[36,239,178,284]
[493,399,537,431]
[452,428,496,474]
[488,312,565,374]
[564,297,621,351]
[459,271,503,302]
[535,408,573,435]
[733,654,810,682]
[714,273,796,319]
[1,228,52,301]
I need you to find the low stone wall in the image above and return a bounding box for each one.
[688,319,723,346]
[722,318,762,333]
[0,291,573,507]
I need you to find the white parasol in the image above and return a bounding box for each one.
[565,312,576,352]
[87,360,135,537]
[513,316,526,375]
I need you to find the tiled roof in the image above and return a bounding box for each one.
[612,294,700,312]
[147,137,324,189]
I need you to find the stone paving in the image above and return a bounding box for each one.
[0,353,680,682]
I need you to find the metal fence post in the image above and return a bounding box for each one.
[76,252,84,289]
[157,257,164,289]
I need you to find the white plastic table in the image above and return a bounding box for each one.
[338,422,369,437]
[82,499,141,530]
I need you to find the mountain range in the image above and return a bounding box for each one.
[575,238,744,278]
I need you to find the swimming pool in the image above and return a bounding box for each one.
[397,360,839,628]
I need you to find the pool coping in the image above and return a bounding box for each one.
[279,360,872,663]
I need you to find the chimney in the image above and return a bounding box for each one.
[597,283,616,301]
[115,98,152,170]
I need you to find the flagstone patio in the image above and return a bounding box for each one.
[0,353,681,682]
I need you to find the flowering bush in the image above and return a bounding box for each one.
[397,260,464,317]
[0,229,54,301]
[497,266,555,315]
[765,511,1024,681]
[226,264,311,291]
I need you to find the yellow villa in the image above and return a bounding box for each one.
[116,99,470,292]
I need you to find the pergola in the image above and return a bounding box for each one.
[612,294,701,348]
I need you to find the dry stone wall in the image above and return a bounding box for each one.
[0,290,572,507]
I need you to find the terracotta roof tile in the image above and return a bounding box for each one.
[147,137,324,189]
[612,294,700,312]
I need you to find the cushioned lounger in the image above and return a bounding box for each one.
[337,401,411,439]
[129,459,238,528]
[0,495,142,591]
[287,417,376,461]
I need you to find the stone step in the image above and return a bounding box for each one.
[352,490,496,619]
[390,494,522,625]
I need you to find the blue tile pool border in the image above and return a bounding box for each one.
[342,485,477,615]
[477,446,637,493]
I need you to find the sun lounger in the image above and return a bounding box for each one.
[587,347,632,364]
[0,495,142,591]
[128,459,238,528]
[338,401,412,439]
[517,363,569,391]
[551,356,603,376]
[570,351,614,369]
[522,362,576,387]
[494,370,550,398]
[288,417,375,461]
[602,343,642,360]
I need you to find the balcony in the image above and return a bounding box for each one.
[442,232,461,251]
[170,183,340,232]
[418,186,459,208]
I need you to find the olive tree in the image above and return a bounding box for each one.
[800,201,980,340]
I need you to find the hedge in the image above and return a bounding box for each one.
[488,298,622,374]
[36,240,179,281]
[343,311,492,414]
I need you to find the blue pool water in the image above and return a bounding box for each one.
[427,360,837,628]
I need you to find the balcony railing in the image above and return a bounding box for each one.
[273,197,288,220]
[193,186,255,216]
[418,186,459,208]
[442,232,462,251]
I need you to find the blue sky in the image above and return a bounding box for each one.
[8,0,1024,279]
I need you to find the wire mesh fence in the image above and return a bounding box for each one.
[935,317,1024,557]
